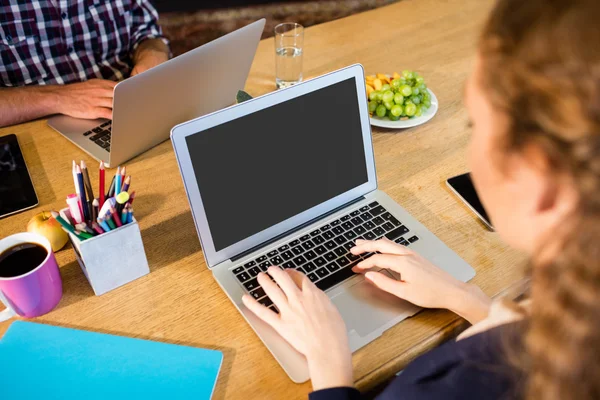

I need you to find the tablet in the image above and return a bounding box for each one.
[446,172,493,230]
[0,134,38,218]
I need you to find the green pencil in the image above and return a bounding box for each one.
[50,211,89,241]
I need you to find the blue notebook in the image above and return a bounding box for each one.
[0,321,223,399]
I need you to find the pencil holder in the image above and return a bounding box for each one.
[60,208,150,296]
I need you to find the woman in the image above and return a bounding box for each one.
[242,0,600,398]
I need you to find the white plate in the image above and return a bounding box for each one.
[369,88,438,129]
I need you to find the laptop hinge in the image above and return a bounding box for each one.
[231,196,366,262]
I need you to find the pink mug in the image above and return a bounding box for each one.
[0,232,62,321]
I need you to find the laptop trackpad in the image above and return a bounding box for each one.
[332,271,419,337]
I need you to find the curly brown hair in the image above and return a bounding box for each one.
[479,0,600,399]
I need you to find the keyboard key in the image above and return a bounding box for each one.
[302,241,315,250]
[323,231,335,240]
[270,256,283,265]
[373,216,385,225]
[337,257,350,267]
[105,147,110,152]
[326,262,340,273]
[289,239,300,247]
[332,226,344,235]
[361,212,373,221]
[281,251,294,260]
[83,130,93,136]
[321,224,331,231]
[364,231,376,240]
[304,250,317,260]
[363,221,376,230]
[373,227,385,237]
[92,127,103,133]
[353,226,366,235]
[389,216,401,226]
[343,242,355,251]
[296,266,306,273]
[304,262,317,272]
[370,205,386,216]
[248,266,261,277]
[250,287,266,300]
[341,222,354,230]
[291,245,305,255]
[244,261,256,269]
[313,235,325,244]
[350,210,360,217]
[259,297,273,307]
[100,121,111,127]
[243,278,260,291]
[351,217,363,225]
[334,247,346,257]
[268,305,279,314]
[259,261,271,271]
[341,215,351,222]
[315,245,327,255]
[90,131,110,141]
[382,222,395,232]
[360,206,370,212]
[316,268,329,278]
[233,266,245,274]
[385,226,409,241]
[293,255,307,265]
[256,255,267,263]
[282,261,295,269]
[267,250,279,257]
[334,236,347,245]
[300,234,311,241]
[408,235,419,243]
[310,229,321,236]
[382,212,393,221]
[368,201,379,208]
[395,238,409,246]
[330,219,341,227]
[236,272,250,282]
[344,231,357,240]
[314,257,326,267]
[308,273,318,282]
[315,262,358,290]
[278,244,290,252]
[324,240,336,250]
[348,252,360,261]
[99,141,110,149]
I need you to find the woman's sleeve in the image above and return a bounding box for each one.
[309,387,362,400]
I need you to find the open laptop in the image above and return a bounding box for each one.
[47,19,266,168]
[170,64,475,383]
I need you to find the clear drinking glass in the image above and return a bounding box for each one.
[274,23,304,89]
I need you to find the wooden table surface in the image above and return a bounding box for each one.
[0,0,526,398]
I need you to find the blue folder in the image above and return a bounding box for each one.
[0,321,223,399]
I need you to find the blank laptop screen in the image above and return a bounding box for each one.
[185,77,369,252]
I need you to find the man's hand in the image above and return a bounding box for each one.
[53,79,116,120]
[130,38,170,77]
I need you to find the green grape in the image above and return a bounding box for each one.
[381,84,391,92]
[391,104,403,117]
[399,78,407,85]
[402,70,414,79]
[391,79,402,90]
[412,87,420,96]
[384,101,394,110]
[376,91,384,101]
[415,105,423,117]
[419,83,427,91]
[388,114,400,121]
[368,101,378,113]
[394,93,404,105]
[376,104,387,118]
[382,90,394,103]
[369,90,379,101]
[400,85,412,97]
[405,102,417,117]
[423,99,432,108]
[421,105,429,113]
[416,76,425,85]
[411,95,421,105]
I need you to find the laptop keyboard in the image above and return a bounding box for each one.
[232,201,420,313]
[83,121,112,152]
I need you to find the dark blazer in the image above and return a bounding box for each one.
[309,323,524,400]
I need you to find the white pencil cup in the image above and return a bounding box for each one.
[61,208,150,296]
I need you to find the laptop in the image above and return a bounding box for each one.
[47,19,266,168]
[170,64,476,383]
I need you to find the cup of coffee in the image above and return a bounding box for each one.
[0,232,62,321]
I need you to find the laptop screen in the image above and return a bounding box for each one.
[185,77,369,252]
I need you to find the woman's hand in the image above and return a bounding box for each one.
[242,267,354,391]
[351,239,491,325]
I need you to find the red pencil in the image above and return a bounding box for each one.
[126,191,136,206]
[110,206,122,227]
[99,161,105,208]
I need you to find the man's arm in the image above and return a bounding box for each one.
[0,79,116,128]
[129,0,171,77]
[130,38,170,77]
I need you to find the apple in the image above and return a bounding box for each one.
[27,211,69,252]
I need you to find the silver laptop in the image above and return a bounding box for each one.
[47,19,266,167]
[170,64,475,383]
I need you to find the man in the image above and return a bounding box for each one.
[0,1,170,127]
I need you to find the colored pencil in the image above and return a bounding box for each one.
[97,217,111,232]
[80,160,94,216]
[121,207,128,224]
[92,198,99,222]
[51,211,88,241]
[115,166,122,196]
[127,206,133,224]
[92,223,104,234]
[66,194,83,224]
[107,175,116,198]
[74,230,93,239]
[76,165,89,222]
[126,191,136,206]
[122,176,131,193]
[110,205,122,227]
[72,160,84,217]
[99,161,106,208]
[105,214,117,230]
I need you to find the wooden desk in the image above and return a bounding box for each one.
[0,0,525,397]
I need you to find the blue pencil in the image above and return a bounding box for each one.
[115,166,122,196]
[97,217,111,232]
[76,165,89,222]
[127,207,133,224]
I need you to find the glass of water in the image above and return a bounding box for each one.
[274,23,304,89]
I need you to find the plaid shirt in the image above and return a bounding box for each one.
[0,0,168,87]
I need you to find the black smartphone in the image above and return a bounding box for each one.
[446,172,493,230]
[0,134,38,218]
